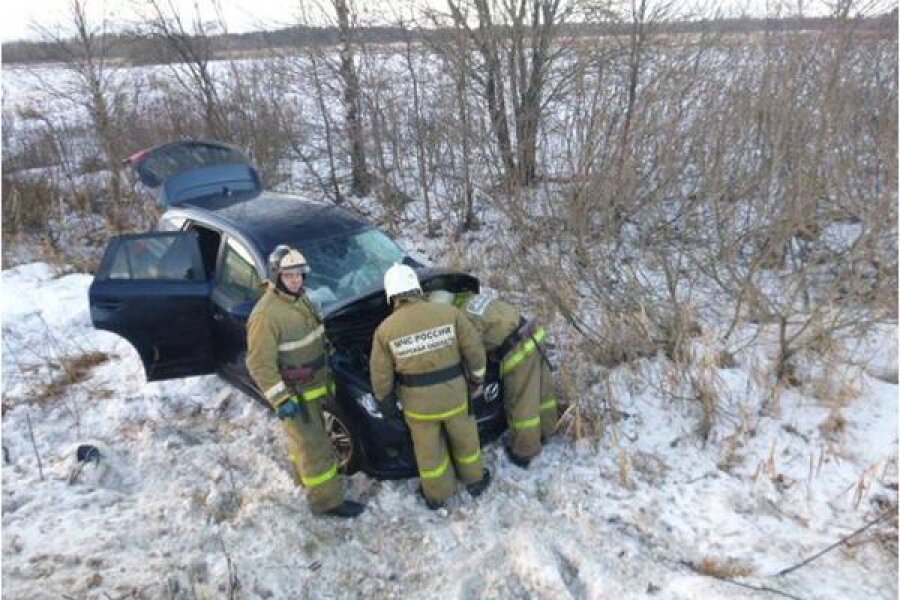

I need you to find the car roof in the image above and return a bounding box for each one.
[169,190,372,255]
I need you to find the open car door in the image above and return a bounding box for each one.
[89,231,215,381]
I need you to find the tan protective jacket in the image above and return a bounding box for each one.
[455,292,521,351]
[246,283,331,408]
[370,298,486,420]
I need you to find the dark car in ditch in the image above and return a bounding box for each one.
[87,140,506,479]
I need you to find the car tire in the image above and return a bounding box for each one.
[321,404,362,474]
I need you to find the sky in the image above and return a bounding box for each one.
[0,0,877,43]
[2,0,307,43]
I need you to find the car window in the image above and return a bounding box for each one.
[298,228,405,309]
[185,222,222,279]
[215,238,263,302]
[108,235,202,281]
[158,215,187,231]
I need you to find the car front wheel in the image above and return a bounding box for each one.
[322,407,360,474]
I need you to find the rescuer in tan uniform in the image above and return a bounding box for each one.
[430,289,558,468]
[246,245,364,518]
[370,264,491,509]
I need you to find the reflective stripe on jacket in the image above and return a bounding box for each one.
[246,283,332,408]
[456,292,548,377]
[501,326,547,375]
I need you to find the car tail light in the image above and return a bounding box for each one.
[123,148,150,167]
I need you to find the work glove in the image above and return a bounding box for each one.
[275,399,300,420]
[280,365,315,385]
[275,397,309,421]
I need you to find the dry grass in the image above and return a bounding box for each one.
[717,443,745,474]
[818,409,848,442]
[850,458,894,509]
[1,178,60,234]
[693,373,722,442]
[657,337,725,443]
[696,555,756,579]
[617,445,633,489]
[716,349,738,369]
[778,360,803,388]
[717,409,754,474]
[809,363,861,448]
[34,351,112,404]
[660,305,703,365]
[557,372,605,442]
[552,338,606,441]
[585,311,659,366]
[869,493,898,556]
[630,450,671,482]
[811,376,861,407]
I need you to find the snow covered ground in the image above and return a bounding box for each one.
[2,260,896,599]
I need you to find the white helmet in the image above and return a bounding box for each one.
[268,245,310,280]
[279,249,309,273]
[383,263,421,304]
[428,290,455,305]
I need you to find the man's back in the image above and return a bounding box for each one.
[378,300,465,375]
[370,265,492,508]
[370,297,485,418]
[458,293,521,351]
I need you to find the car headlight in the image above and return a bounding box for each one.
[357,392,384,419]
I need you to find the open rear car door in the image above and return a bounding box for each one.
[124,139,262,207]
[89,231,215,381]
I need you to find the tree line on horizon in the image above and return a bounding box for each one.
[3,10,896,66]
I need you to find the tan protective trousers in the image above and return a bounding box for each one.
[281,401,344,514]
[503,350,559,459]
[407,409,484,505]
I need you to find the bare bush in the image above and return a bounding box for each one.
[493,4,896,408]
[27,0,133,231]
[141,0,231,140]
[1,177,62,234]
[438,0,572,188]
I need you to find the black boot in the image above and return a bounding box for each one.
[418,486,444,511]
[505,445,532,469]
[324,500,365,518]
[466,468,492,498]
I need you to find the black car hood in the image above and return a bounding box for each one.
[324,268,480,333]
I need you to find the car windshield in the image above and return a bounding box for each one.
[297,228,405,310]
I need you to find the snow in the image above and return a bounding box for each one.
[2,261,896,599]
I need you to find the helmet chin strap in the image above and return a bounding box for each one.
[276,276,303,297]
